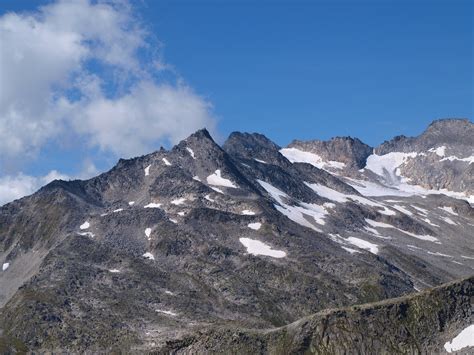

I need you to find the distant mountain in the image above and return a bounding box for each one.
[0,119,473,353]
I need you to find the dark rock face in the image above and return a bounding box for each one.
[0,123,473,353]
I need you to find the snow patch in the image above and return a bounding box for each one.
[346,237,379,254]
[239,238,286,258]
[143,252,155,260]
[280,147,346,170]
[109,269,120,273]
[241,209,255,215]
[428,146,446,157]
[412,206,428,215]
[144,164,151,176]
[78,231,95,238]
[365,219,438,242]
[177,211,185,216]
[439,206,458,216]
[162,158,172,166]
[441,155,474,164]
[128,201,135,206]
[2,262,9,271]
[442,217,457,225]
[305,182,396,216]
[186,147,196,159]
[204,194,215,202]
[144,203,161,208]
[347,177,474,204]
[192,176,201,182]
[113,208,123,213]
[444,324,474,353]
[145,228,152,239]
[248,222,262,230]
[169,218,178,224]
[171,198,186,205]
[80,221,90,230]
[210,186,224,194]
[392,205,413,216]
[206,169,238,188]
[254,159,267,164]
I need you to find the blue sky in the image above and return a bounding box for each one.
[143,0,472,143]
[0,0,472,204]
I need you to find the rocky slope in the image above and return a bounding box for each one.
[0,119,473,352]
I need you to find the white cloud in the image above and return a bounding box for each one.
[0,0,216,162]
[0,170,70,206]
[0,160,100,206]
[73,80,216,157]
[0,0,217,205]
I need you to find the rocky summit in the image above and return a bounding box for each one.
[0,118,473,353]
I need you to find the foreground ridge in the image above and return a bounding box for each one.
[159,275,474,354]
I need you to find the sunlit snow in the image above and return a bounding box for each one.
[442,216,457,225]
[365,219,438,242]
[144,203,161,208]
[162,158,172,166]
[241,209,255,215]
[145,228,152,239]
[441,155,474,164]
[205,194,215,202]
[206,169,238,188]
[128,201,135,206]
[186,147,196,159]
[444,324,474,353]
[113,208,123,213]
[109,269,120,273]
[439,206,458,216]
[144,164,151,176]
[365,152,418,184]
[239,238,286,258]
[258,180,327,232]
[346,237,379,254]
[305,182,396,216]
[143,252,155,260]
[428,146,446,157]
[2,262,9,271]
[280,147,345,170]
[248,222,262,230]
[80,221,90,230]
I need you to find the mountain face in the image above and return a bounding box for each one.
[0,119,473,353]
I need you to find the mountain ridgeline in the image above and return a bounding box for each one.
[0,118,473,353]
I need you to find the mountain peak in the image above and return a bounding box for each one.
[187,128,214,141]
